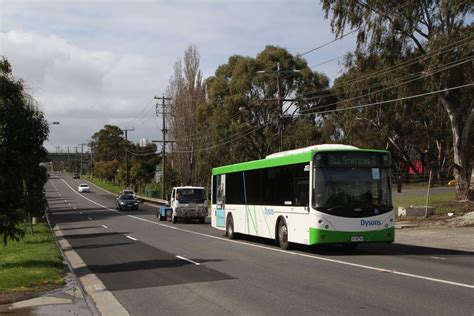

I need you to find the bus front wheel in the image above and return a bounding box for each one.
[277,219,290,250]
[226,214,236,239]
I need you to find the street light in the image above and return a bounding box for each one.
[256,62,300,151]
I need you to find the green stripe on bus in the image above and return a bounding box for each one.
[212,147,390,175]
[309,227,395,244]
[212,151,313,175]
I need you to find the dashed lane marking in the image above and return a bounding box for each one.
[176,255,200,266]
[59,179,474,290]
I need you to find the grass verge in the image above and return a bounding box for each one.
[0,223,64,293]
[82,175,122,194]
[393,191,473,214]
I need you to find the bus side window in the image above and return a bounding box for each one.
[295,178,309,206]
[212,176,217,204]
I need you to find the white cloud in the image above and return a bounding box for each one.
[0,30,165,150]
[0,0,356,152]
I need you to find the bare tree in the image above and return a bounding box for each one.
[167,44,205,185]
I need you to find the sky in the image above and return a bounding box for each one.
[0,0,357,153]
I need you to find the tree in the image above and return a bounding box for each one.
[0,57,49,245]
[321,0,473,199]
[90,125,128,161]
[116,143,159,192]
[167,44,206,185]
[195,46,331,187]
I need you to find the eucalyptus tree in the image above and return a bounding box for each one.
[194,46,332,186]
[321,1,473,199]
[90,125,128,162]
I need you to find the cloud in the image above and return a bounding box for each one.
[1,30,161,112]
[0,1,356,152]
[0,30,165,150]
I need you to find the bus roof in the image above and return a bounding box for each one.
[211,144,388,175]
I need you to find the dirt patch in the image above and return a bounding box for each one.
[0,284,61,305]
[397,200,474,228]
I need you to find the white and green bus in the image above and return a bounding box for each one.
[211,144,394,249]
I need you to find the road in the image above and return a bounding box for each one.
[46,173,473,315]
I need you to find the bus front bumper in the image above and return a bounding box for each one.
[309,227,395,245]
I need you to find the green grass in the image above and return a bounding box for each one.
[0,223,64,292]
[392,191,464,214]
[82,175,122,194]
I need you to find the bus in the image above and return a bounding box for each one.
[211,144,394,249]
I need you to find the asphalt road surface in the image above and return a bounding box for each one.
[45,173,473,315]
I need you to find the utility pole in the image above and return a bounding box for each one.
[123,127,134,141]
[122,127,134,188]
[89,142,94,178]
[79,143,85,176]
[154,94,172,200]
[257,62,300,152]
[67,146,70,172]
[276,62,283,151]
[72,146,79,173]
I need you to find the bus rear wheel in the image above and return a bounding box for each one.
[277,219,290,250]
[226,214,236,239]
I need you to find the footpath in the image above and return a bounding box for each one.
[395,211,474,252]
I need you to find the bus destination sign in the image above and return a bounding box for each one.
[314,152,388,168]
[328,154,377,167]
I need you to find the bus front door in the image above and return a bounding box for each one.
[216,174,226,228]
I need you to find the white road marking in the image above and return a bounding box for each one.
[176,255,200,266]
[430,256,447,260]
[101,225,108,229]
[59,179,474,289]
[126,235,137,241]
[87,217,92,221]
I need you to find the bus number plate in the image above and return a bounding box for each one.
[351,236,364,242]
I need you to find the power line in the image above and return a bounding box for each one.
[171,59,472,152]
[171,83,472,153]
[301,35,473,99]
[299,29,359,57]
[125,98,155,128]
[299,55,473,113]
[158,53,472,149]
[298,83,473,117]
[126,149,158,156]
[298,1,414,57]
[308,54,346,69]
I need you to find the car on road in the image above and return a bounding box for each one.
[73,173,80,179]
[116,194,139,211]
[120,189,136,198]
[78,183,90,193]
